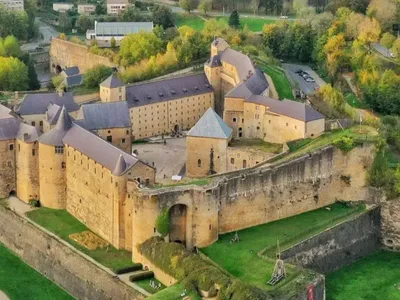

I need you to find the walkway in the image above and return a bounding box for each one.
[0,291,9,300]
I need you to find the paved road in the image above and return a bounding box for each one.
[372,43,394,58]
[282,63,327,95]
[21,19,58,52]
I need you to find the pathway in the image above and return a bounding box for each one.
[0,291,9,300]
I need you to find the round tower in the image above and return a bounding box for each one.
[38,107,70,209]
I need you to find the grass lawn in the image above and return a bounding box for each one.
[216,16,276,32]
[26,208,134,271]
[327,250,400,300]
[272,125,378,164]
[147,283,201,300]
[345,93,368,109]
[69,85,98,96]
[257,62,294,100]
[135,278,166,294]
[175,13,205,30]
[0,242,73,300]
[152,178,211,188]
[201,202,365,292]
[229,138,283,153]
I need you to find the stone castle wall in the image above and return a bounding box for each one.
[280,206,381,274]
[381,199,400,251]
[132,144,378,256]
[50,38,116,73]
[0,205,143,300]
[0,139,16,198]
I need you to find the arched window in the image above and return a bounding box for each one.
[243,160,247,168]
[198,159,202,167]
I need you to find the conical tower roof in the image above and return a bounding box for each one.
[187,108,232,139]
[39,106,71,146]
[112,154,127,176]
[55,106,72,131]
[100,74,124,88]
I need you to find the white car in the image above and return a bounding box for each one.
[280,15,288,19]
[305,77,315,83]
[390,52,396,58]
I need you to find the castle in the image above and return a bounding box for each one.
[0,38,329,255]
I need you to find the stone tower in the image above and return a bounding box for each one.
[99,74,126,102]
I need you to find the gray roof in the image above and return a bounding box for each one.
[220,48,256,81]
[187,108,232,139]
[212,38,230,53]
[106,0,128,4]
[63,66,80,77]
[0,118,20,141]
[39,106,72,146]
[126,73,213,108]
[247,95,325,122]
[46,103,62,125]
[226,69,269,99]
[16,123,39,143]
[100,74,124,88]
[64,74,84,88]
[62,123,138,176]
[206,55,222,68]
[95,22,153,36]
[77,102,131,130]
[0,104,37,142]
[16,92,79,115]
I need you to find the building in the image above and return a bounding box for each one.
[0,103,155,250]
[100,73,215,140]
[204,38,325,144]
[86,21,154,47]
[0,0,24,11]
[106,0,129,14]
[53,2,74,12]
[60,66,84,88]
[15,91,80,132]
[77,4,95,14]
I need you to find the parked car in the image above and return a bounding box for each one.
[295,69,303,74]
[280,15,289,19]
[305,77,315,83]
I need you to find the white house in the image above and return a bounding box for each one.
[53,2,74,12]
[0,0,24,11]
[106,0,129,14]
[78,4,96,14]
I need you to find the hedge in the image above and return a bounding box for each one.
[129,271,154,282]
[114,263,143,275]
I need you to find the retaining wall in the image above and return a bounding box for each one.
[0,205,143,300]
[280,206,381,274]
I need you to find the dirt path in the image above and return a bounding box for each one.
[0,291,9,300]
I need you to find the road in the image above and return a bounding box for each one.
[372,43,393,58]
[21,19,59,52]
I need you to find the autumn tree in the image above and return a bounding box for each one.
[381,32,396,49]
[3,35,20,57]
[324,33,348,77]
[0,56,29,91]
[367,0,398,31]
[357,17,381,47]
[179,0,194,13]
[198,0,212,15]
[76,15,94,33]
[345,13,365,40]
[84,65,114,88]
[319,84,345,112]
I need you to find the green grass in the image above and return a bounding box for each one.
[69,85,98,95]
[147,283,201,300]
[26,208,134,271]
[345,93,369,109]
[0,242,73,300]
[216,16,276,32]
[175,13,205,30]
[229,138,283,153]
[287,138,313,152]
[258,63,294,100]
[327,250,400,300]
[135,278,166,294]
[201,202,366,291]
[151,178,211,188]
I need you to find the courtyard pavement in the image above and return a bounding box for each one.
[282,63,327,95]
[133,137,187,184]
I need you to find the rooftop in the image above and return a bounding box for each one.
[62,66,80,77]
[94,21,153,36]
[187,108,232,139]
[16,92,79,115]
[125,73,213,108]
[100,74,124,89]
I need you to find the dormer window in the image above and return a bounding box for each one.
[182,88,187,93]
[133,96,139,102]
[205,84,210,88]
[194,86,198,90]
[146,95,151,100]
[158,92,164,97]
[171,89,176,94]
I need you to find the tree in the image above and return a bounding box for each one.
[119,7,142,22]
[324,33,347,77]
[95,3,106,15]
[251,0,260,15]
[381,32,396,49]
[0,7,29,40]
[152,5,175,28]
[52,75,65,90]
[0,57,29,91]
[228,10,240,28]
[84,65,114,88]
[293,0,308,14]
[18,52,40,90]
[357,17,381,46]
[59,33,67,40]
[155,208,170,237]
[76,15,94,33]
[392,39,400,58]
[69,36,84,44]
[345,13,365,40]
[4,36,20,57]
[179,0,194,13]
[0,38,5,57]
[58,13,72,32]
[319,84,345,112]
[110,37,116,48]
[367,0,398,31]
[198,0,212,16]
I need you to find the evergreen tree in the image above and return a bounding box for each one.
[228,10,240,28]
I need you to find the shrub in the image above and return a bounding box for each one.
[333,136,355,152]
[155,208,170,237]
[114,263,142,274]
[83,65,113,88]
[129,270,154,282]
[28,199,40,207]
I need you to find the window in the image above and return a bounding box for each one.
[257,126,260,130]
[198,159,202,167]
[61,162,66,169]
[126,130,129,135]
[9,144,14,151]
[233,118,237,122]
[32,149,35,156]
[231,158,235,164]
[269,120,271,124]
[55,146,64,154]
[107,136,112,143]
[122,138,126,143]
[7,161,11,168]
[286,123,289,126]
[31,121,35,126]
[39,121,43,127]
[243,160,247,168]
[119,95,122,101]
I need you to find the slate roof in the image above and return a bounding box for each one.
[212,38,230,53]
[100,74,124,88]
[46,103,62,125]
[205,55,222,68]
[0,104,38,142]
[63,66,80,77]
[77,102,131,130]
[16,123,39,143]
[62,123,138,176]
[95,21,153,36]
[64,74,84,88]
[16,92,79,115]
[226,70,269,99]
[0,118,21,141]
[247,95,325,122]
[39,106,72,146]
[187,108,232,139]
[220,48,257,81]
[126,73,213,108]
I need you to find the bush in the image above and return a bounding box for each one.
[333,136,355,152]
[155,208,170,237]
[114,263,143,274]
[83,65,113,88]
[28,199,40,207]
[129,270,154,282]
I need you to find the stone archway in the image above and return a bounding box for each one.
[55,65,62,74]
[174,124,180,133]
[169,204,187,246]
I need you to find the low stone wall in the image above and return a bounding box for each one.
[280,206,381,274]
[381,199,400,251]
[0,205,143,300]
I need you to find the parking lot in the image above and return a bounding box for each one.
[282,63,327,95]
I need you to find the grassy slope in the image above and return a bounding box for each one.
[345,93,369,109]
[201,203,365,291]
[0,243,73,300]
[216,16,276,32]
[135,278,166,294]
[259,63,294,100]
[27,208,133,271]
[148,283,201,300]
[327,250,400,300]
[175,13,205,30]
[229,138,283,153]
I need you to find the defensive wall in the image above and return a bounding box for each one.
[0,204,143,300]
[50,38,116,74]
[132,143,380,259]
[278,206,381,274]
[381,199,400,251]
